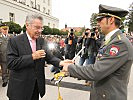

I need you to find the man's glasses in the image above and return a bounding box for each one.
[96,17,105,22]
[31,25,44,31]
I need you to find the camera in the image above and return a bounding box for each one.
[70,29,74,36]
[85,32,88,36]
[91,32,95,37]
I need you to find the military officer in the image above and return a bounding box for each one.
[0,23,13,87]
[62,4,133,100]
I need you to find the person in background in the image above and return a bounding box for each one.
[61,4,133,100]
[0,23,13,87]
[77,28,91,66]
[64,29,77,60]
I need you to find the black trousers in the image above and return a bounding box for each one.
[9,81,39,100]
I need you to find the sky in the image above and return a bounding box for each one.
[52,0,133,29]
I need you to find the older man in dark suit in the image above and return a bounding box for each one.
[6,14,65,100]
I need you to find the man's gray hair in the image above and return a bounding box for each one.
[26,13,43,24]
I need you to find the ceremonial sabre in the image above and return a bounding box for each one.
[72,46,85,61]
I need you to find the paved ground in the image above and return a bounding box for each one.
[0,61,133,100]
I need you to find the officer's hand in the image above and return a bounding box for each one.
[60,60,74,72]
[32,50,46,60]
[60,59,73,66]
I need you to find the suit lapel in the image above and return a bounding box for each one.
[107,30,121,45]
[22,33,32,54]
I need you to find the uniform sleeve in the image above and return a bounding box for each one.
[68,41,129,81]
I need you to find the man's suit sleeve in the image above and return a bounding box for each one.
[68,41,129,81]
[45,50,61,67]
[42,40,61,67]
[7,38,34,70]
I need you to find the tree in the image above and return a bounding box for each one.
[52,28,60,35]
[60,30,68,35]
[22,24,26,33]
[76,27,85,36]
[4,22,22,34]
[42,26,52,35]
[127,2,133,32]
[90,13,97,28]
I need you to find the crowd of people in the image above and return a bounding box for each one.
[0,3,133,100]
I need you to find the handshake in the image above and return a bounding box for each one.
[59,59,74,72]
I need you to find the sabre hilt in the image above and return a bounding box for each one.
[50,72,69,84]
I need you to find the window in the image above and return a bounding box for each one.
[48,23,50,27]
[48,0,50,6]
[37,4,40,10]
[30,1,34,8]
[9,13,15,22]
[43,7,46,13]
[53,24,55,28]
[19,0,26,4]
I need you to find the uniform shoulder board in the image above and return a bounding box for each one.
[117,34,121,40]
[0,34,2,38]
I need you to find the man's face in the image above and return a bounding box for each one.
[1,27,9,35]
[26,18,43,40]
[86,30,91,37]
[97,17,110,35]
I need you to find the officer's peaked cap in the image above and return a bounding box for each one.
[0,23,8,28]
[97,4,128,20]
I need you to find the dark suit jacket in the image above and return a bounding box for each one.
[7,33,61,100]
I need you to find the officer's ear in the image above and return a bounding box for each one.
[109,17,115,25]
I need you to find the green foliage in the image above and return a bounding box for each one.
[42,26,52,35]
[127,2,133,32]
[60,30,68,35]
[75,27,84,36]
[22,24,26,33]
[4,21,22,34]
[52,28,60,35]
[90,13,97,28]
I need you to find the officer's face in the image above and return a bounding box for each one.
[26,19,43,40]
[97,17,110,35]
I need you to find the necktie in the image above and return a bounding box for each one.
[31,39,36,52]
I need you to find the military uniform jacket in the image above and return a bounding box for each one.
[126,35,133,45]
[7,33,61,100]
[0,33,13,62]
[68,30,133,100]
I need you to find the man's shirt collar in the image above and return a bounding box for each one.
[26,31,32,41]
[105,28,119,41]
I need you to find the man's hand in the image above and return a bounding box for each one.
[60,60,74,72]
[32,50,46,60]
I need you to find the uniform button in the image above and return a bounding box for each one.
[103,94,106,98]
